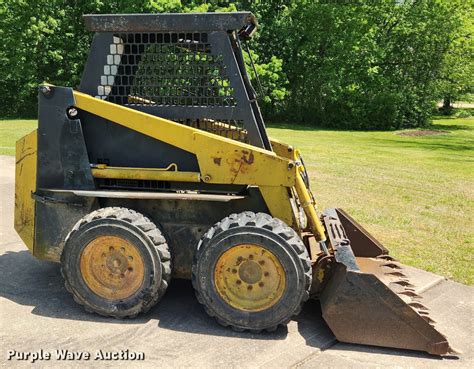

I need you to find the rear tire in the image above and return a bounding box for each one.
[61,207,171,318]
[192,212,311,332]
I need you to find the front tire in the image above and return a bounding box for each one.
[192,212,311,332]
[61,207,171,318]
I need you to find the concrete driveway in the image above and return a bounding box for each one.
[0,155,472,368]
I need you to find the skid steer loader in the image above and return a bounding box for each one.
[14,12,454,355]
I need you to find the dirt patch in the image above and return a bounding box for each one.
[397,130,449,137]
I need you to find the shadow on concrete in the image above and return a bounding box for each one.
[0,250,132,324]
[0,250,291,341]
[0,250,463,357]
[154,279,289,341]
[296,299,338,350]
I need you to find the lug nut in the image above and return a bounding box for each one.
[236,280,242,285]
[259,282,264,287]
[247,285,253,290]
[264,272,269,277]
[232,268,237,274]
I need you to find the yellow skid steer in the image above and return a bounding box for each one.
[14,12,454,355]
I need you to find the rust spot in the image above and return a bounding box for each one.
[241,151,254,165]
[213,157,222,165]
[227,150,256,180]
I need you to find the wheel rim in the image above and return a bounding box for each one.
[214,244,286,312]
[80,235,145,300]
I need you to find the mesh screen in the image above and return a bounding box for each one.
[97,33,236,107]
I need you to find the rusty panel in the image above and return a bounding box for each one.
[193,132,295,187]
[320,264,454,355]
[335,208,389,257]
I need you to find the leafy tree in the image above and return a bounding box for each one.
[248,0,469,129]
[0,0,471,130]
[435,2,473,113]
[0,0,251,117]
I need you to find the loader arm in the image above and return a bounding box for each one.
[73,90,327,240]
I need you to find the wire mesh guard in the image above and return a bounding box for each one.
[96,32,248,142]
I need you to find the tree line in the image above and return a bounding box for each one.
[0,0,472,129]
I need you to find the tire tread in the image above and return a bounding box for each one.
[192,211,311,332]
[61,207,171,318]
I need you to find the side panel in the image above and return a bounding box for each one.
[259,186,296,227]
[14,130,38,251]
[37,87,95,190]
[34,192,97,261]
[34,86,97,261]
[32,186,268,272]
[102,187,269,279]
[73,91,296,187]
[80,112,201,171]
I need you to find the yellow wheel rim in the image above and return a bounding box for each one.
[214,244,286,312]
[80,235,145,300]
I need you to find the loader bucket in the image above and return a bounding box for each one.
[317,209,455,355]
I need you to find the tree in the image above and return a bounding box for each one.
[247,0,470,129]
[435,2,473,113]
[0,0,242,117]
[0,0,471,129]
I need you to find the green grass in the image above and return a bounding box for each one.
[268,117,474,285]
[1,117,473,284]
[0,119,38,155]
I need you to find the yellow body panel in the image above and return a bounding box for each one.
[14,129,37,251]
[193,132,295,187]
[259,186,296,227]
[269,138,294,159]
[92,166,201,183]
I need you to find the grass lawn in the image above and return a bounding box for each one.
[0,119,38,155]
[1,117,473,284]
[268,117,474,285]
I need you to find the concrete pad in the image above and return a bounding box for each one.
[403,265,445,294]
[0,155,472,368]
[301,278,473,369]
